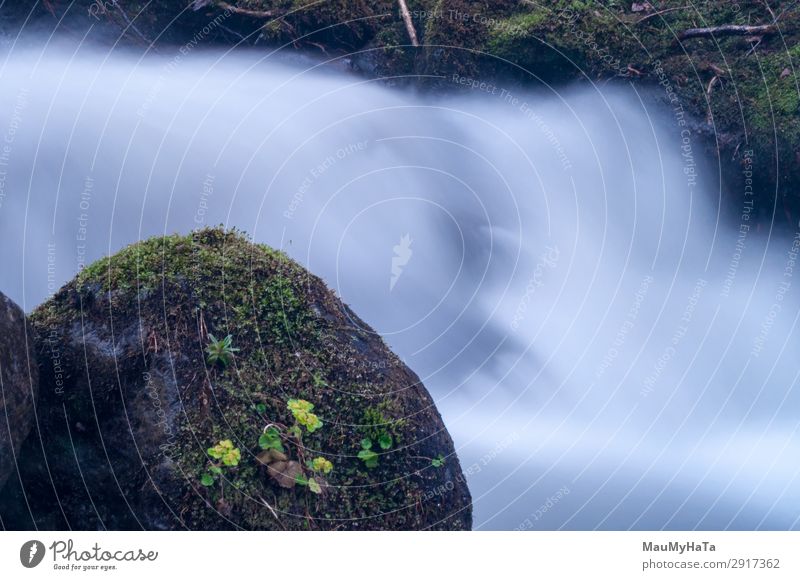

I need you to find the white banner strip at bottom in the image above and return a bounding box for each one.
[1,531,797,578]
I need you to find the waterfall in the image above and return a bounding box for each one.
[1,39,798,530]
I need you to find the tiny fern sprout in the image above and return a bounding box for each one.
[206,334,239,368]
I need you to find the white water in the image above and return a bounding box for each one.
[1,40,799,530]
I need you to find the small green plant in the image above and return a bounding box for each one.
[208,439,241,466]
[361,405,403,449]
[258,427,285,453]
[295,474,323,494]
[431,454,445,468]
[287,398,323,433]
[378,433,393,450]
[312,372,328,388]
[357,438,379,469]
[254,402,267,414]
[206,334,239,368]
[200,466,222,487]
[310,456,334,475]
[200,440,240,487]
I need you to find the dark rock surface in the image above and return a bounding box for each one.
[0,292,38,495]
[0,229,471,530]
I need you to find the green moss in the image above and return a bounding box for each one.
[360,403,406,444]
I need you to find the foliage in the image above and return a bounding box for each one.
[258,427,285,453]
[287,398,323,433]
[308,478,322,494]
[378,433,393,450]
[431,454,445,468]
[206,334,239,368]
[201,441,240,487]
[295,473,323,495]
[208,439,241,466]
[357,438,380,469]
[310,456,334,475]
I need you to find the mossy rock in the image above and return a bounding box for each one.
[0,293,38,493]
[0,229,471,530]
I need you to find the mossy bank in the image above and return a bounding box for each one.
[0,229,471,530]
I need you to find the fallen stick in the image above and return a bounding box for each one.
[397,0,419,46]
[679,24,776,40]
[214,0,276,18]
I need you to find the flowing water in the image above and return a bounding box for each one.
[1,39,799,530]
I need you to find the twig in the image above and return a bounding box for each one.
[769,0,799,25]
[637,5,690,23]
[710,63,727,76]
[111,0,150,45]
[215,1,276,18]
[217,22,246,41]
[762,0,777,21]
[259,496,285,529]
[745,37,763,56]
[306,40,329,54]
[679,24,777,40]
[706,75,719,125]
[397,0,419,46]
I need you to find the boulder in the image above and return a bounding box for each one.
[0,292,38,493]
[0,229,471,530]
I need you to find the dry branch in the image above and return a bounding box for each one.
[397,0,419,46]
[214,1,276,18]
[679,24,777,40]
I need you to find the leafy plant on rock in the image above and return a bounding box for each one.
[310,456,334,475]
[295,456,334,495]
[208,439,241,466]
[206,334,239,368]
[200,439,241,487]
[258,426,285,453]
[258,400,332,496]
[357,438,380,469]
[287,398,323,434]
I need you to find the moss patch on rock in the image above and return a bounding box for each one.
[1,229,471,530]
